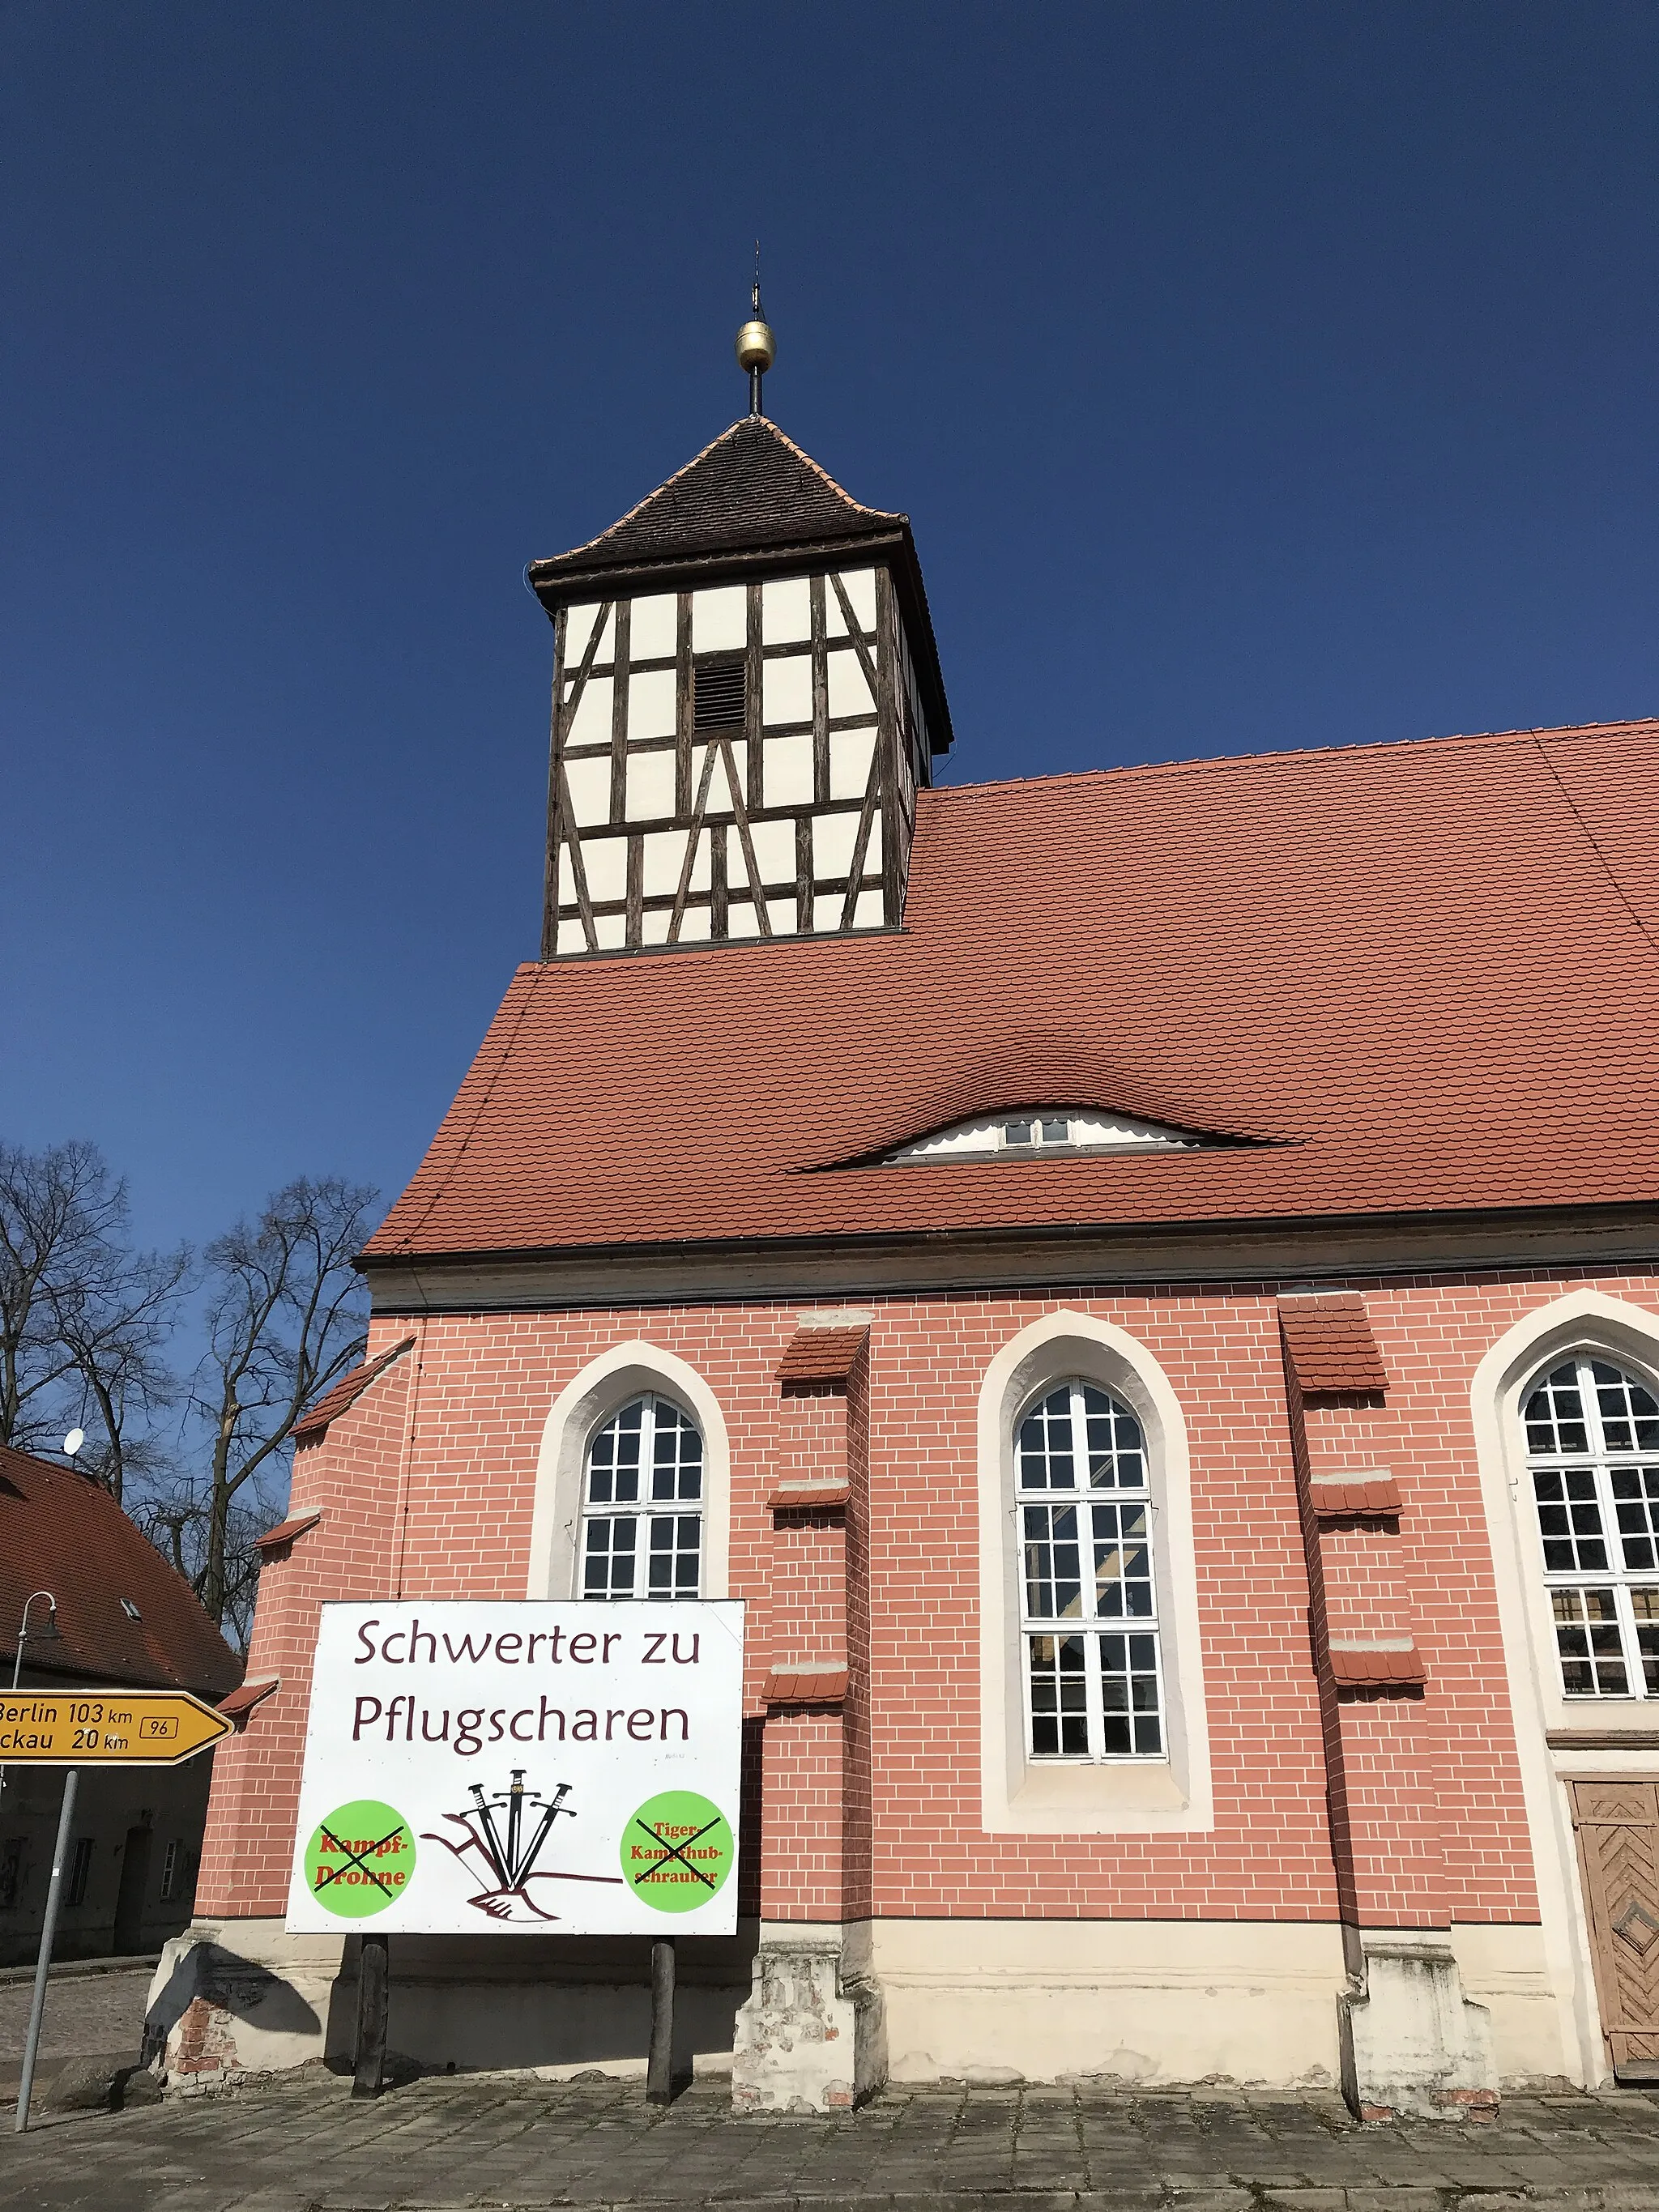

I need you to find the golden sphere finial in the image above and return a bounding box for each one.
[736,318,775,374]
[738,246,774,416]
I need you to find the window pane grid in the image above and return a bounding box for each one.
[580,1396,702,1600]
[1016,1379,1166,1762]
[1526,1353,1659,1701]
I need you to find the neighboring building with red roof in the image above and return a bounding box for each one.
[0,1443,242,1965]
[178,358,1659,2116]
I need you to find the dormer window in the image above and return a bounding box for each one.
[889,1111,1200,1164]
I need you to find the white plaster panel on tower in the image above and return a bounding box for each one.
[678,904,711,943]
[764,734,814,809]
[762,655,813,727]
[562,756,612,828]
[565,673,614,748]
[642,827,710,897]
[727,900,761,940]
[853,889,885,927]
[629,592,677,662]
[761,577,812,645]
[692,740,747,816]
[592,913,627,950]
[812,811,863,880]
[811,892,843,931]
[828,650,875,719]
[625,747,676,823]
[767,897,797,936]
[640,909,672,946]
[556,915,588,954]
[829,727,878,801]
[580,834,628,906]
[627,667,677,743]
[838,568,878,631]
[692,586,747,653]
[563,603,607,665]
[745,818,797,889]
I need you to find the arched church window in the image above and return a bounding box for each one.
[1524,1353,1659,1698]
[579,1394,703,1600]
[1016,1379,1165,1758]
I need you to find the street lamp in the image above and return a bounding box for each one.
[0,1591,59,1803]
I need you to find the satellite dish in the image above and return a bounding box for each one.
[63,1429,84,1457]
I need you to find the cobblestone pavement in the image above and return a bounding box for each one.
[3,2072,1659,2212]
[0,1964,151,2061]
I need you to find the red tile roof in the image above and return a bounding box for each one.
[292,1337,416,1443]
[777,1326,869,1384]
[0,1444,243,1698]
[1309,1477,1403,1519]
[1330,1644,1427,1687]
[365,721,1659,1264]
[254,1511,322,1556]
[1280,1296,1390,1394]
[762,1668,849,1705]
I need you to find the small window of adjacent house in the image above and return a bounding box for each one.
[580,1394,704,1600]
[693,656,746,732]
[1016,1379,1166,1760]
[119,1597,141,1621]
[892,1112,1197,1163]
[1525,1353,1659,1698]
[66,1836,94,1907]
[160,1838,183,1901]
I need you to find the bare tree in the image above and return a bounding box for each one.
[0,1140,190,1491]
[131,1468,275,1649]
[190,1175,379,1626]
[51,1242,194,1505]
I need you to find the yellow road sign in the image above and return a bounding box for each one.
[0,1688,232,1766]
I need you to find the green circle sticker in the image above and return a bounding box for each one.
[303,1799,416,1918]
[621,1790,734,1914]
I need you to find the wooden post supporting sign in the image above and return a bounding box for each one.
[353,1932,390,2099]
[646,1935,676,2103]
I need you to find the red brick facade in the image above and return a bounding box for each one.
[200,1269,1657,1938]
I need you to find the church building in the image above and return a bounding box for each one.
[158,300,1659,2116]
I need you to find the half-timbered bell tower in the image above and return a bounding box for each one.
[530,299,954,957]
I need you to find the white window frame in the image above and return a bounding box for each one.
[1015,1379,1169,1763]
[527,1342,731,1603]
[577,1391,706,1602]
[1523,1349,1659,1703]
[976,1311,1213,1833]
[892,1111,1196,1164]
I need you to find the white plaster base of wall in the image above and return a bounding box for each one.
[1340,1936,1499,2120]
[875,1918,1349,2089]
[145,1916,1568,2102]
[731,1923,886,2114]
[147,1920,753,2091]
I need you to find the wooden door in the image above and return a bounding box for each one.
[1570,1779,1659,2080]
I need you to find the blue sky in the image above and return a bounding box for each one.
[3,2,1657,1258]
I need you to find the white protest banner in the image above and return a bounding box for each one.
[285,1600,744,1937]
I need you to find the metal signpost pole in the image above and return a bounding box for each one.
[14,1767,79,2133]
[646,1936,676,2103]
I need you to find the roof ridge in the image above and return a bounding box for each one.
[538,416,899,572]
[926,718,1659,801]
